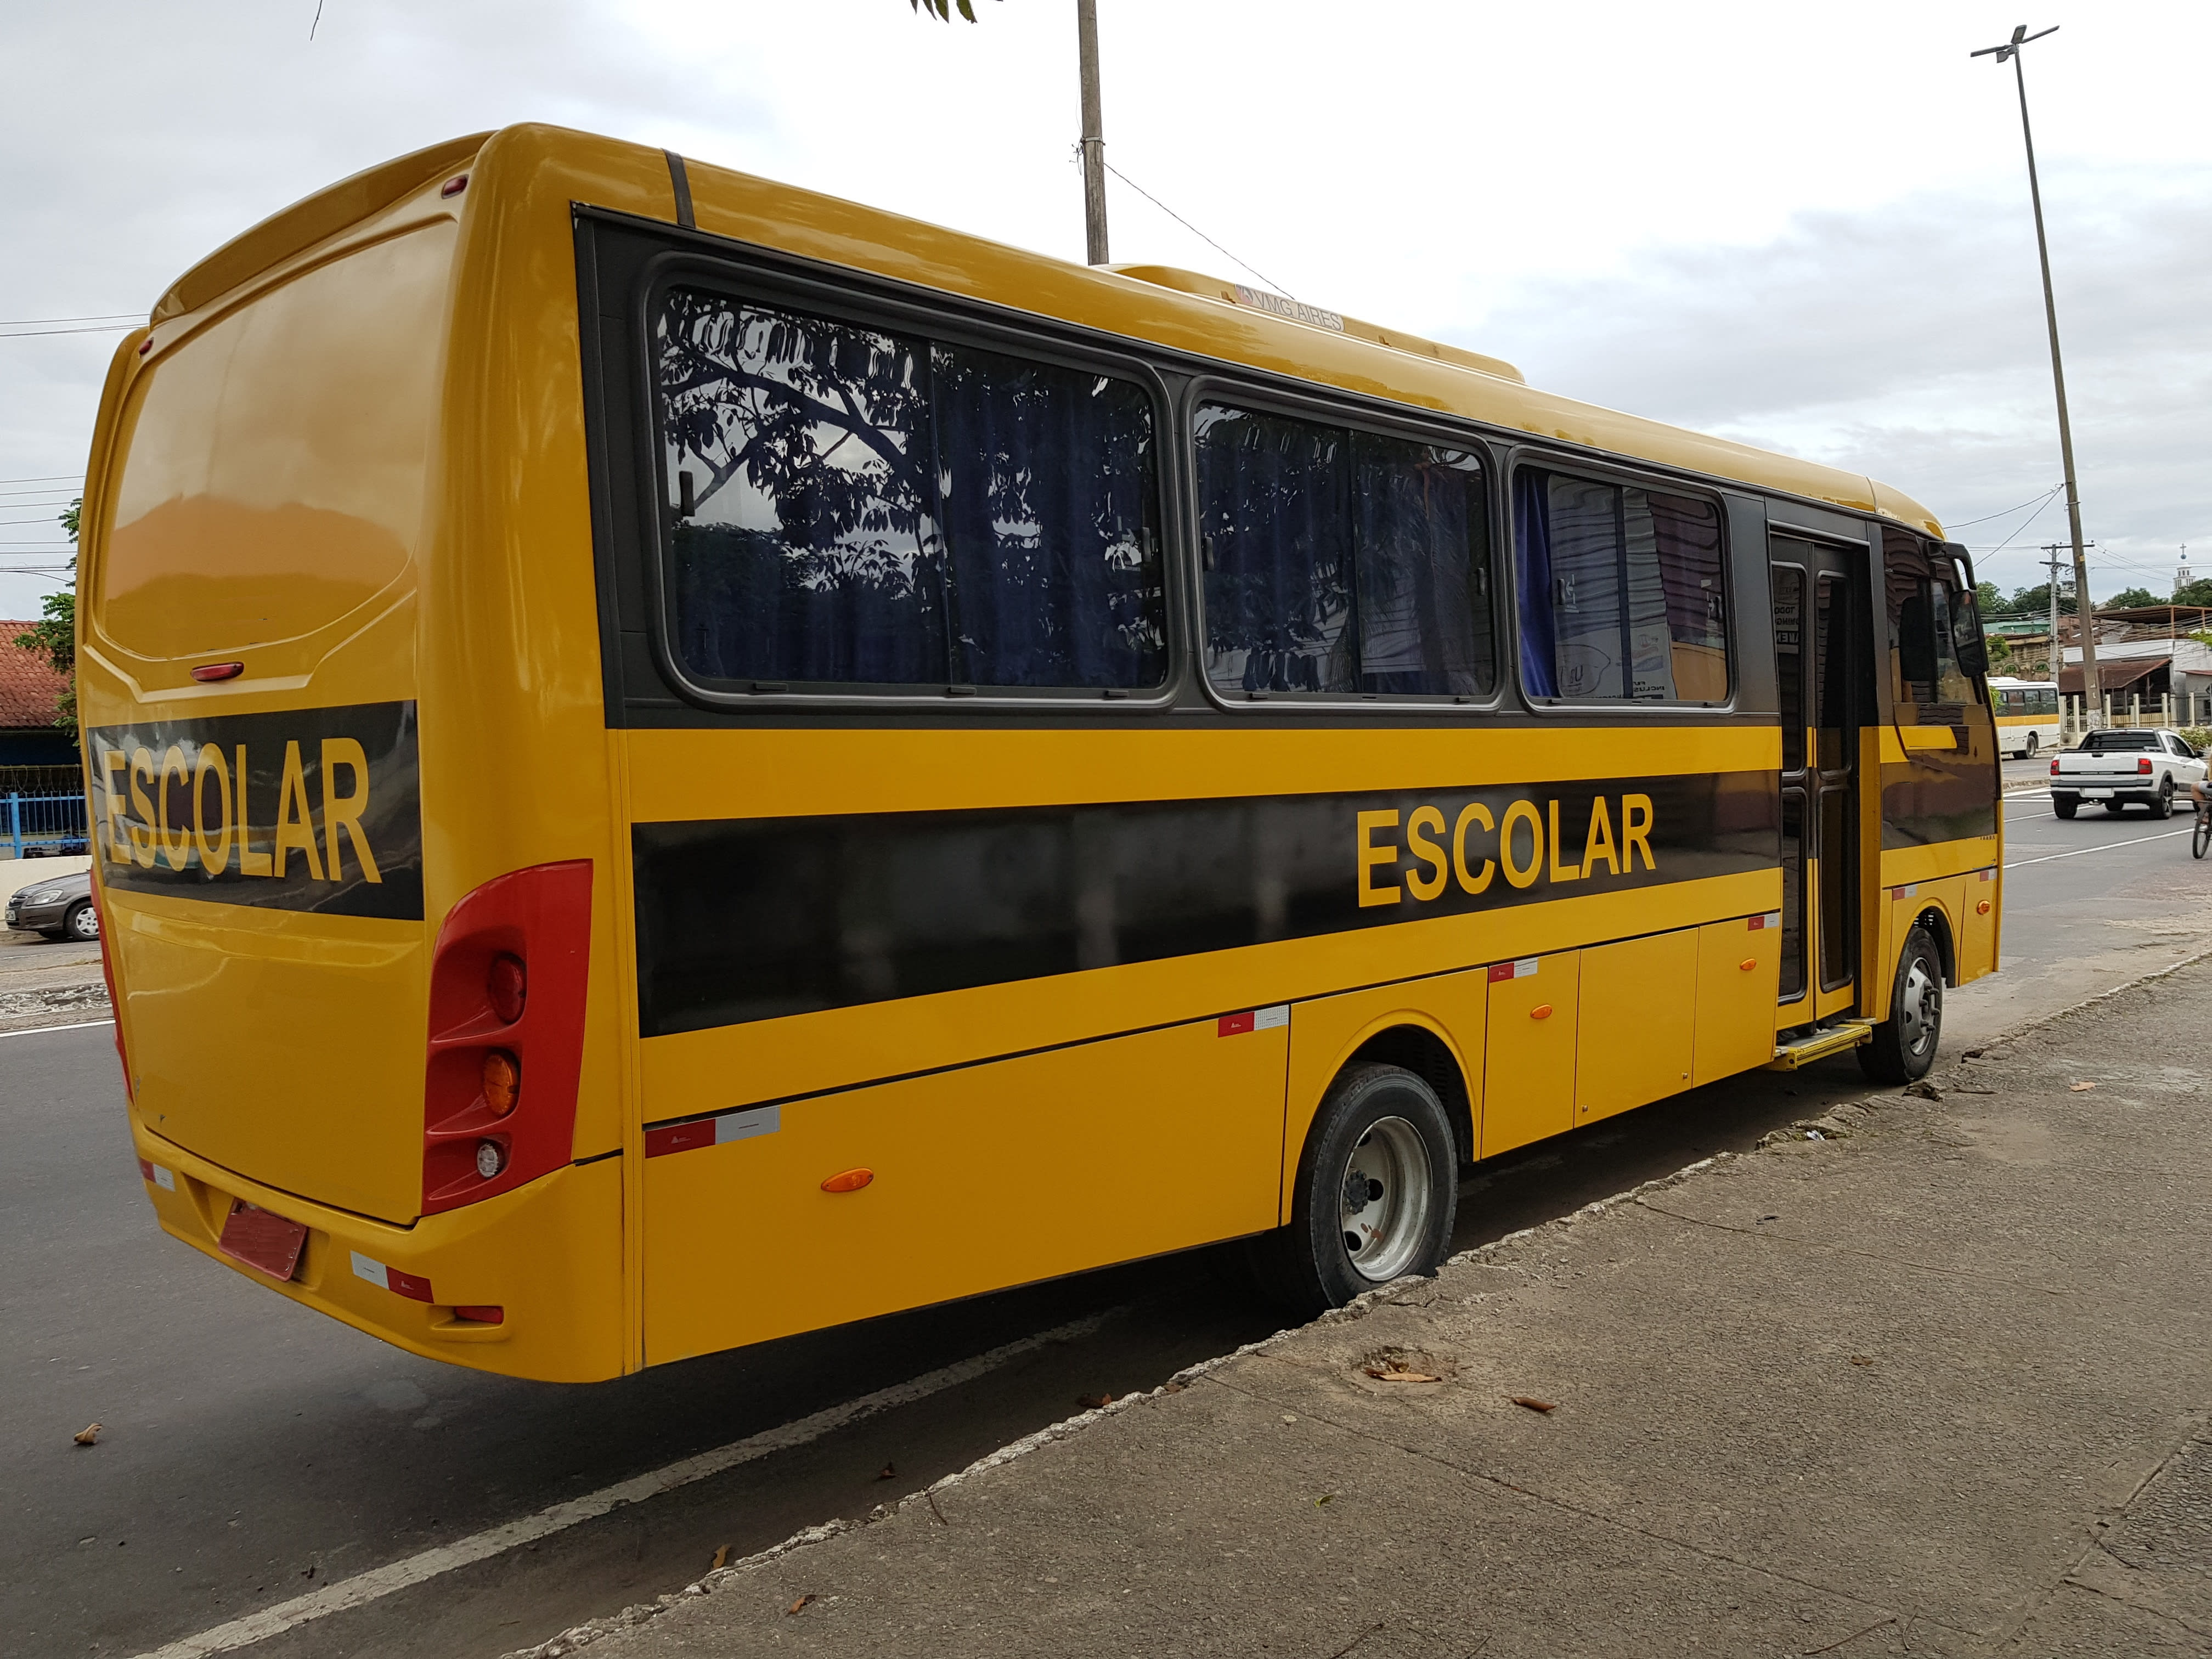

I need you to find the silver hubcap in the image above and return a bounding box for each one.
[1337,1116,1433,1283]
[72,907,98,940]
[1899,955,1940,1058]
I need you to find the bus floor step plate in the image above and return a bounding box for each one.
[1765,1020,1876,1071]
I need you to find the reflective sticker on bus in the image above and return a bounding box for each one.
[1487,957,1540,983]
[645,1104,782,1158]
[137,1156,176,1190]
[87,702,424,919]
[350,1250,434,1302]
[1216,1005,1287,1037]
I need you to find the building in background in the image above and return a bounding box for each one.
[0,623,78,789]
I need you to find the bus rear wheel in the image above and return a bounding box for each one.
[2024,732,2039,758]
[1247,1064,1457,1317]
[1860,924,1944,1085]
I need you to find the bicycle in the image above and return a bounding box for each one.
[2194,789,2211,860]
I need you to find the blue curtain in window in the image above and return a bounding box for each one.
[1195,409,1355,695]
[659,291,1165,690]
[1514,470,1559,697]
[933,346,1163,689]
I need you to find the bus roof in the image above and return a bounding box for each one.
[148,124,1943,538]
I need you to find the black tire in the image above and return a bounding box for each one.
[2194,811,2211,860]
[2153,779,2175,819]
[1859,924,1944,1085]
[63,900,98,943]
[2024,732,2039,758]
[1245,1063,1457,1318]
[2052,796,2078,819]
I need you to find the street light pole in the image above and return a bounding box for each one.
[1076,0,1109,265]
[1973,24,2098,721]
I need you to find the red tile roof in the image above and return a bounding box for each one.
[0,622,71,730]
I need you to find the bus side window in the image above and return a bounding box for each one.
[1511,469,1729,703]
[1193,404,1493,699]
[653,288,1167,693]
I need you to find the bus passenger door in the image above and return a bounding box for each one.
[1771,539,1863,1023]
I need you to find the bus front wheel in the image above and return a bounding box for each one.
[1860,924,1944,1085]
[1248,1064,1458,1317]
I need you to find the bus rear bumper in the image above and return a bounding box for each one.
[129,1115,626,1382]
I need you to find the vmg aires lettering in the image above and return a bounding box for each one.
[88,702,424,920]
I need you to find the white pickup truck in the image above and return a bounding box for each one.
[2049,727,2209,819]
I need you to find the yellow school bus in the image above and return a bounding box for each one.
[78,126,2000,1382]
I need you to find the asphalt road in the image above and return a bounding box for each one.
[7,788,2209,1659]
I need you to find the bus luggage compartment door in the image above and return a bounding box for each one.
[1576,929,1698,1124]
[1695,915,1782,1085]
[639,1013,1288,1364]
[1479,951,1579,1158]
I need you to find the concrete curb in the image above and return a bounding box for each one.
[500,950,2209,1659]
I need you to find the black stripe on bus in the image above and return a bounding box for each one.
[632,770,1780,1039]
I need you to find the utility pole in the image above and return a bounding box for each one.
[2044,544,2063,679]
[1076,0,1109,265]
[1973,25,2099,721]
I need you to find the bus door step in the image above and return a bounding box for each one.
[1765,1019,1876,1071]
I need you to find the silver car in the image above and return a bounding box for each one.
[4,867,98,941]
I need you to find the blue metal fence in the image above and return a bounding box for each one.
[5,792,89,859]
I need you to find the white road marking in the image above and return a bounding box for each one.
[2005,828,2197,870]
[131,1310,1117,1659]
[0,1015,114,1040]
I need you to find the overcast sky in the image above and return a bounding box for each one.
[4,0,2207,620]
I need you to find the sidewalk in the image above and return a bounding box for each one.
[535,958,2212,1659]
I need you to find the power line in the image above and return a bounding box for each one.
[0,313,140,328]
[1096,157,1297,300]
[1945,482,2064,529]
[0,473,86,486]
[0,323,138,339]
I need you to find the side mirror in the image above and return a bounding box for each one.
[1956,622,1989,676]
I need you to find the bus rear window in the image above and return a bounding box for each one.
[100,224,453,660]
[656,290,1166,693]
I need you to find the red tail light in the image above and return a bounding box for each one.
[98,923,131,1101]
[2138,757,2153,774]
[2050,758,2059,775]
[421,861,592,1214]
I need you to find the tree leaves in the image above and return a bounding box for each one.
[907,0,992,20]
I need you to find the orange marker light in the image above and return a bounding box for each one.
[1529,1004,1553,1020]
[1740,957,1758,972]
[821,1168,874,1193]
[482,1050,519,1116]
[1977,900,1992,915]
